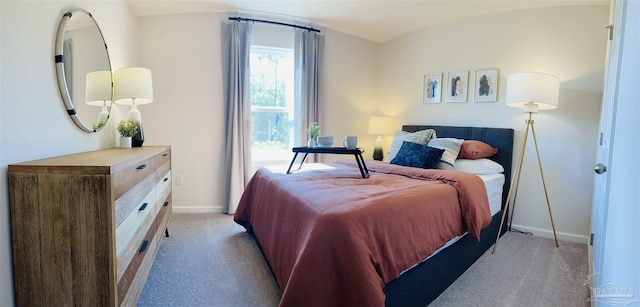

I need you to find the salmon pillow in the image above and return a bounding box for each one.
[458,140,498,160]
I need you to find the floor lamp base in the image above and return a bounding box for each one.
[492,113,559,254]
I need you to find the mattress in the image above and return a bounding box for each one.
[480,173,505,216]
[400,173,505,275]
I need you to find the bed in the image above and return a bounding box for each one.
[234,125,514,307]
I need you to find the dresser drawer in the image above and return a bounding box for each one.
[117,215,161,307]
[156,161,171,185]
[156,193,172,242]
[156,170,171,213]
[114,174,156,227]
[155,149,171,168]
[116,189,157,282]
[112,155,156,201]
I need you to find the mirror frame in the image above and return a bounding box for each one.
[54,8,113,133]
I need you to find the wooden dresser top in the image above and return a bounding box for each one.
[8,146,170,175]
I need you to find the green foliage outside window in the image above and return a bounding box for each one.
[250,53,290,149]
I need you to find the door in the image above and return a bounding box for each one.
[589,0,640,306]
[589,0,622,282]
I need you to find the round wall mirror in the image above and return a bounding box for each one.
[54,8,112,133]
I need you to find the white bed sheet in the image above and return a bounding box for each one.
[400,173,505,275]
[481,173,505,216]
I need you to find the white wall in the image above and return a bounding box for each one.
[321,28,380,159]
[136,13,226,212]
[136,13,380,212]
[378,5,608,242]
[0,1,137,305]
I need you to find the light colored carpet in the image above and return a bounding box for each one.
[138,213,281,307]
[138,213,589,307]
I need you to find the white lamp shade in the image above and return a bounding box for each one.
[505,72,559,111]
[85,70,112,106]
[368,116,395,135]
[114,67,153,105]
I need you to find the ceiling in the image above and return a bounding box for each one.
[127,0,609,43]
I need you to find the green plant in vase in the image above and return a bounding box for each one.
[117,120,138,148]
[117,120,138,137]
[306,122,319,147]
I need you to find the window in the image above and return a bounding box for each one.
[250,46,295,171]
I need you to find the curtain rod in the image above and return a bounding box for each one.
[228,17,320,33]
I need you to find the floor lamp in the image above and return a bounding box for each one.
[492,72,560,254]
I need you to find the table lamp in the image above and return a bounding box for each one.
[114,67,153,147]
[85,70,112,130]
[368,116,395,161]
[493,72,560,253]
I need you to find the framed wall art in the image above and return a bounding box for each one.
[474,68,499,102]
[445,71,468,102]
[423,73,442,103]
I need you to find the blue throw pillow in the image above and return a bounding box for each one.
[390,141,445,169]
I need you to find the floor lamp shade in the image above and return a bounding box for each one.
[505,72,559,112]
[368,116,395,161]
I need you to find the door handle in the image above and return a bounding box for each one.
[594,163,607,174]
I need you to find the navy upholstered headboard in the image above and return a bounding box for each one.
[402,125,514,209]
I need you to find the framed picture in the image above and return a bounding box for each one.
[445,71,468,102]
[423,73,442,103]
[474,68,499,102]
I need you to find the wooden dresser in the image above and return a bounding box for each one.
[8,146,172,306]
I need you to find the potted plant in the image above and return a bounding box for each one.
[117,120,138,149]
[306,122,320,147]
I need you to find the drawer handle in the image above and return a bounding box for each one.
[139,240,149,253]
[163,153,168,157]
[163,177,169,182]
[137,164,147,170]
[163,201,169,207]
[139,203,148,211]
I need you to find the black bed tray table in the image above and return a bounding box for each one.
[286,146,370,179]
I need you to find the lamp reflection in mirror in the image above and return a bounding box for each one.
[493,72,560,254]
[85,70,112,131]
[114,67,153,147]
[368,116,395,161]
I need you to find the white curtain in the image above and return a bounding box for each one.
[294,29,325,156]
[222,21,253,214]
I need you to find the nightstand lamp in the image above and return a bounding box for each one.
[492,72,560,254]
[368,116,395,161]
[114,67,153,147]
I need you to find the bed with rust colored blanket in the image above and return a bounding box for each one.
[234,159,492,307]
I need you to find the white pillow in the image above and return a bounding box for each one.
[453,158,504,175]
[384,129,436,163]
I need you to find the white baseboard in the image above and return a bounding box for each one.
[172,206,225,214]
[509,223,590,245]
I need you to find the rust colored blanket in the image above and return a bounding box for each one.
[234,159,491,307]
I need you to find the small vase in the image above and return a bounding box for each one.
[120,136,132,149]
[307,137,316,148]
[133,123,144,147]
